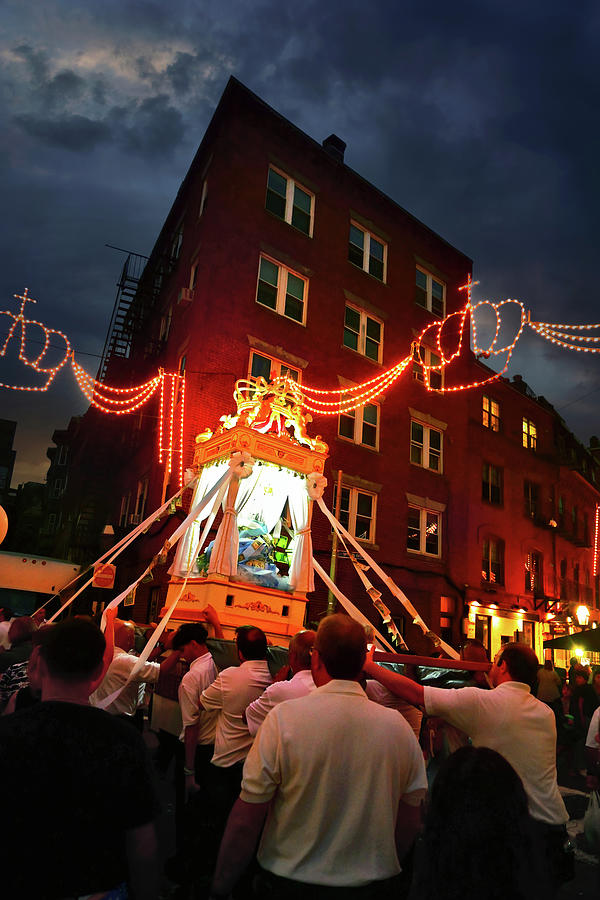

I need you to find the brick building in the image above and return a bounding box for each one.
[54,77,599,662]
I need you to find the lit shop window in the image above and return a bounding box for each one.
[415,266,445,317]
[256,256,307,325]
[348,223,386,282]
[522,417,537,451]
[333,484,376,542]
[407,505,441,557]
[482,395,500,431]
[410,420,442,472]
[338,402,379,450]
[343,305,383,362]
[265,167,313,236]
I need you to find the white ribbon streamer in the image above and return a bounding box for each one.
[316,496,459,660]
[312,557,396,653]
[95,470,232,709]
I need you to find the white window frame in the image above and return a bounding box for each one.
[265,166,314,237]
[343,304,383,363]
[413,345,444,389]
[51,478,64,499]
[256,255,308,325]
[523,417,537,451]
[415,265,446,317]
[410,420,443,473]
[170,225,184,262]
[333,484,377,543]
[482,395,500,431]
[338,402,380,450]
[198,179,208,218]
[248,350,301,384]
[407,505,441,557]
[348,221,387,282]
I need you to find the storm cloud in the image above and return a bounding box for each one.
[1,0,600,483]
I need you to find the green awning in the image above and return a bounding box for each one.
[543,628,600,652]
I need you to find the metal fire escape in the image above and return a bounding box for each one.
[97,249,150,382]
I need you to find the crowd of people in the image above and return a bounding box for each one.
[0,601,599,899]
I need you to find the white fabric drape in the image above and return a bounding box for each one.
[207,477,241,576]
[173,461,228,575]
[206,452,255,577]
[288,476,313,592]
[237,466,290,532]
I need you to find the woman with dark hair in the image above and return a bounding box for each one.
[410,746,550,900]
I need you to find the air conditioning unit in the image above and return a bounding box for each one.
[129,514,141,525]
[178,287,194,303]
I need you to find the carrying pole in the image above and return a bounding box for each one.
[326,469,343,614]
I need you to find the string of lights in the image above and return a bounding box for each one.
[5,284,600,455]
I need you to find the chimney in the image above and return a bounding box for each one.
[322,134,346,163]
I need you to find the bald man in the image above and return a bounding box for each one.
[210,614,426,899]
[90,619,181,725]
[244,630,316,736]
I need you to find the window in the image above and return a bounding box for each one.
[57,445,68,465]
[198,179,208,218]
[415,266,445,317]
[482,396,500,431]
[413,345,443,389]
[333,484,376,542]
[410,420,442,472]
[249,350,300,384]
[159,305,172,343]
[189,263,198,290]
[348,222,386,281]
[47,513,57,534]
[119,493,131,528]
[135,479,148,522]
[338,402,379,449]
[482,463,503,504]
[170,226,183,263]
[558,494,565,527]
[522,417,537,451]
[265,167,313,236]
[524,481,539,519]
[482,538,504,584]
[256,256,307,324]
[525,551,543,593]
[407,505,441,556]
[51,478,64,499]
[343,305,383,362]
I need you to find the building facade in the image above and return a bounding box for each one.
[50,78,599,661]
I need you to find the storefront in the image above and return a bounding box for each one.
[464,600,543,662]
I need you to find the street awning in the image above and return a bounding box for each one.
[543,628,600,652]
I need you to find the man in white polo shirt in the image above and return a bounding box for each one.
[244,629,316,736]
[200,625,272,827]
[209,614,427,900]
[363,641,569,887]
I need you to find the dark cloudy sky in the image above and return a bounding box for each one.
[1,0,600,485]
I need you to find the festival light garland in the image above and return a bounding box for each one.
[4,283,600,474]
[594,505,600,579]
[0,289,71,391]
